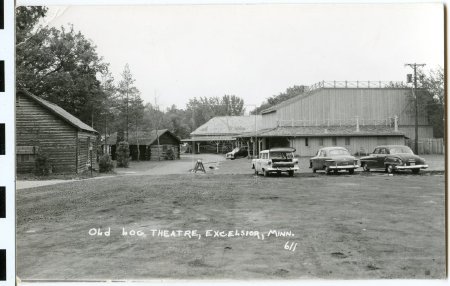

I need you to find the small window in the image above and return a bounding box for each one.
[345,137,350,146]
[305,137,309,147]
[377,136,387,145]
[318,138,324,146]
[332,137,337,146]
[373,148,379,154]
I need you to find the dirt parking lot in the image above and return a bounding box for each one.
[16,157,445,280]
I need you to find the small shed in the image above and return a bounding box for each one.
[16,90,99,174]
[106,129,181,161]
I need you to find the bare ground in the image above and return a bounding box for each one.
[16,168,445,280]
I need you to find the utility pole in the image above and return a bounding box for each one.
[405,63,425,154]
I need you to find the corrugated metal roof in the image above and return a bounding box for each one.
[190,116,262,136]
[235,125,405,138]
[106,129,181,145]
[20,89,98,133]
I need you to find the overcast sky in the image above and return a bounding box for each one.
[39,3,444,110]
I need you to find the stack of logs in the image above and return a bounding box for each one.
[150,145,167,161]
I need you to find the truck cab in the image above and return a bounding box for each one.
[251,147,299,177]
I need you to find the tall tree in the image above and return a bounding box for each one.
[418,67,444,138]
[185,95,245,130]
[16,7,109,126]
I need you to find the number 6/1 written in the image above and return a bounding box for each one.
[284,241,297,252]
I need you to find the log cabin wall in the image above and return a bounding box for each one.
[76,131,98,173]
[149,131,181,159]
[16,93,78,173]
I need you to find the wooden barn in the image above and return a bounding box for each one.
[238,81,434,156]
[16,90,99,174]
[106,129,181,161]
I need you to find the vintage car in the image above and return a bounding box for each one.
[226,147,248,160]
[251,147,299,177]
[309,147,359,174]
[360,145,428,174]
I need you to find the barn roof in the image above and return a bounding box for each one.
[106,129,181,145]
[190,116,262,136]
[19,89,98,134]
[260,81,409,114]
[235,125,405,138]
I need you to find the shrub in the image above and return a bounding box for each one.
[165,148,175,160]
[99,154,114,173]
[34,152,53,176]
[116,141,130,167]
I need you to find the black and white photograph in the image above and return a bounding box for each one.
[13,2,445,282]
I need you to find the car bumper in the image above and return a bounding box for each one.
[328,165,359,170]
[394,164,428,170]
[267,166,300,172]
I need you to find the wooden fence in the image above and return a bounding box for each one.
[406,138,445,155]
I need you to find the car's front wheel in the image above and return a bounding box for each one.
[412,168,420,174]
[348,169,355,175]
[288,170,294,177]
[362,163,370,172]
[386,164,394,174]
[263,169,269,177]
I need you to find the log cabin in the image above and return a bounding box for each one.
[105,129,181,161]
[16,90,99,174]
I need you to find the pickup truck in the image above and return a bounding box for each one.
[251,147,299,177]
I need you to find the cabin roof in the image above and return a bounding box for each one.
[106,129,181,145]
[19,89,98,134]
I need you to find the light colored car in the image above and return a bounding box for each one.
[309,147,359,174]
[252,147,299,177]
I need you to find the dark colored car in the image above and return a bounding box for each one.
[226,147,248,160]
[360,145,428,174]
[309,147,358,174]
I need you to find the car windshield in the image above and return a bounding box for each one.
[327,149,350,156]
[389,147,413,154]
[232,147,240,152]
[270,152,293,159]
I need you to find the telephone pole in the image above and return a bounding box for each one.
[405,63,426,154]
